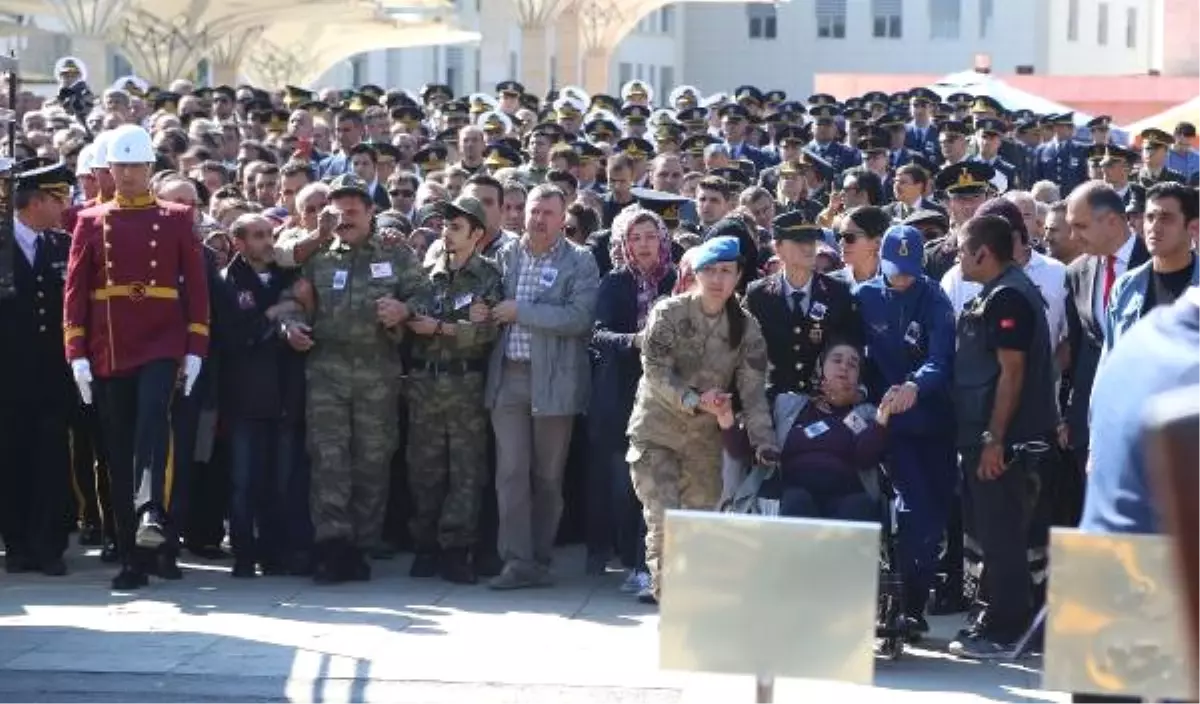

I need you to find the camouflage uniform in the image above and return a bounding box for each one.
[406,252,503,551]
[626,293,776,596]
[294,232,427,548]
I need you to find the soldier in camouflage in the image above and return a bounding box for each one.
[626,236,777,605]
[281,173,428,585]
[404,195,504,584]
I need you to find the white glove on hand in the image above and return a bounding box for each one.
[183,354,203,397]
[71,358,94,405]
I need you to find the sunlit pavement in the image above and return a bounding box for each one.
[0,545,1066,703]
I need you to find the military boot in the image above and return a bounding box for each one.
[439,548,477,585]
[409,549,439,578]
[312,541,346,585]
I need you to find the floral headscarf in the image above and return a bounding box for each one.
[611,206,673,328]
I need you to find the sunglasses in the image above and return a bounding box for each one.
[389,189,415,198]
[838,231,861,244]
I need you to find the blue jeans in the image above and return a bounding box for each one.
[228,418,305,563]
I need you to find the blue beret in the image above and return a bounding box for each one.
[692,235,741,271]
[880,225,925,279]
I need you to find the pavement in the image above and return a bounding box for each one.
[0,544,1067,703]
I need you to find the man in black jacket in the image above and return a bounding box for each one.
[216,214,308,577]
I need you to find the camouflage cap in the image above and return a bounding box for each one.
[328,173,371,200]
[437,195,488,231]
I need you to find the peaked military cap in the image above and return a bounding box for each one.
[496,80,525,96]
[615,136,655,161]
[1086,115,1113,130]
[412,142,449,172]
[15,160,74,200]
[621,104,652,123]
[1141,127,1175,148]
[632,187,689,228]
[935,160,995,196]
[483,143,522,169]
[969,95,1004,115]
[908,87,939,104]
[772,210,823,242]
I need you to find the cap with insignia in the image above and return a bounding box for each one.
[862,91,889,109]
[975,117,1006,135]
[800,149,835,182]
[621,80,653,104]
[668,85,701,110]
[54,56,86,78]
[681,134,719,156]
[889,90,911,105]
[1051,112,1076,126]
[676,106,709,130]
[772,210,823,242]
[734,85,765,107]
[934,102,954,120]
[654,122,683,145]
[483,144,522,169]
[775,125,808,147]
[808,103,841,121]
[765,89,787,106]
[495,80,525,98]
[908,87,939,104]
[621,104,651,124]
[807,93,838,107]
[15,160,75,202]
[1125,184,1147,215]
[858,128,891,154]
[343,93,379,113]
[554,95,585,119]
[530,121,566,143]
[969,95,1004,115]
[584,116,619,142]
[939,120,969,137]
[441,98,469,119]
[632,187,689,228]
[844,107,871,125]
[283,85,314,109]
[615,136,655,161]
[390,104,425,128]
[359,84,385,101]
[946,93,973,108]
[880,225,925,278]
[718,103,750,121]
[112,75,150,99]
[1086,115,1113,131]
[873,111,906,130]
[412,143,449,172]
[585,94,617,116]
[778,161,805,177]
[328,173,372,200]
[479,110,513,137]
[1092,143,1138,167]
[709,166,750,188]
[469,92,498,116]
[1140,127,1175,148]
[153,91,181,113]
[1014,118,1038,135]
[575,141,604,164]
[433,127,457,144]
[265,109,289,134]
[935,160,995,196]
[420,83,454,104]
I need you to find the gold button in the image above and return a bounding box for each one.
[795,362,803,370]
[150,260,157,268]
[35,275,42,282]
[793,326,801,334]
[39,325,46,332]
[36,291,44,298]
[150,240,157,248]
[793,345,800,351]
[152,224,160,231]
[38,308,44,315]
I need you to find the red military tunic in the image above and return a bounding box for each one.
[62,192,210,377]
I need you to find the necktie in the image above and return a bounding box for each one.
[1103,255,1117,308]
[791,290,806,315]
[32,234,44,268]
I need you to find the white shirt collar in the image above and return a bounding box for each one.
[781,272,814,298]
[13,217,40,265]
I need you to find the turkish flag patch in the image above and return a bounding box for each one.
[1000,318,1016,330]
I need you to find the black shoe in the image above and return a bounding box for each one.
[904,614,929,643]
[439,548,477,585]
[312,542,346,585]
[135,513,166,549]
[4,553,34,574]
[636,587,658,605]
[111,566,148,590]
[584,553,608,576]
[153,552,183,580]
[473,551,504,578]
[185,543,230,560]
[929,589,970,615]
[346,549,371,582]
[259,559,289,577]
[409,551,439,578]
[40,557,68,577]
[78,523,102,547]
[287,551,314,577]
[99,541,119,563]
[231,560,258,579]
[368,543,398,560]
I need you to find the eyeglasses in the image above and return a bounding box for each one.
[838,230,863,243]
[389,189,415,198]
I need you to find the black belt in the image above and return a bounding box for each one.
[411,358,486,376]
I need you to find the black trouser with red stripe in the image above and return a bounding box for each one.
[94,359,177,564]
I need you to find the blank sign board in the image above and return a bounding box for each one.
[1044,528,1194,700]
[659,510,880,685]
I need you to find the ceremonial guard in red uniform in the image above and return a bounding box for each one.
[63,124,210,589]
[0,161,77,576]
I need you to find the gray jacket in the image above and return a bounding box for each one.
[484,235,600,416]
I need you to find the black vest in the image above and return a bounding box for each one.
[953,265,1058,447]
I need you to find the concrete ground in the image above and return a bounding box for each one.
[0,545,1066,703]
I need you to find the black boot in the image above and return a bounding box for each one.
[78,523,102,547]
[312,541,346,585]
[439,548,477,585]
[409,549,439,578]
[473,550,504,578]
[111,563,148,590]
[99,540,119,564]
[345,546,371,582]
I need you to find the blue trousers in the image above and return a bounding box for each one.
[228,418,307,564]
[887,436,957,616]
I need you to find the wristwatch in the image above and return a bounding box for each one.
[981,431,1002,447]
[682,388,701,414]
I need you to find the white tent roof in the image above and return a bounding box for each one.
[928,71,1130,143]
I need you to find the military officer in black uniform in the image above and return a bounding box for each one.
[924,161,995,282]
[745,211,861,399]
[757,125,810,194]
[1136,128,1187,187]
[0,161,78,575]
[972,118,1019,191]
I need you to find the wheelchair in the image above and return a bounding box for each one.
[720,461,913,660]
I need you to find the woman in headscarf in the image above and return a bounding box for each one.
[586,206,677,595]
[627,235,778,605]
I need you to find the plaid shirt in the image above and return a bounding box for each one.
[505,238,562,361]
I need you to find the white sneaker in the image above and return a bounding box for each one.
[620,570,651,594]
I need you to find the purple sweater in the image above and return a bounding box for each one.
[724,401,888,496]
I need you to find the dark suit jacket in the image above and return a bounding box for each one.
[369,183,391,213]
[1063,237,1150,448]
[884,197,947,222]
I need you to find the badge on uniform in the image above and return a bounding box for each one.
[809,324,823,345]
[904,321,922,346]
[809,301,827,322]
[803,420,830,439]
[332,270,348,290]
[539,267,558,288]
[237,290,256,310]
[370,262,393,279]
[454,292,473,310]
[843,412,868,435]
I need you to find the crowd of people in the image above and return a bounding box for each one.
[1,54,1198,665]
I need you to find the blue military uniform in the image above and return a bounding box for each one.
[856,225,957,622]
[1034,113,1088,195]
[806,103,861,175]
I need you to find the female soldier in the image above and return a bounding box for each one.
[627,236,777,604]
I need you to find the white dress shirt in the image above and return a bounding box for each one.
[941,251,1069,344]
[781,272,814,314]
[1092,233,1136,337]
[14,217,40,266]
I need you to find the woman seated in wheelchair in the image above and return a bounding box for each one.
[721,340,894,521]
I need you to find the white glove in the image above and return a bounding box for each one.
[183,354,203,397]
[71,358,93,405]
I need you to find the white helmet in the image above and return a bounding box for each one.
[106,124,155,164]
[90,129,115,169]
[75,143,96,175]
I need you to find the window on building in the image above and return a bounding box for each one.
[635,63,643,80]
[661,6,675,33]
[350,55,366,87]
[747,4,778,39]
[872,0,902,38]
[1067,0,1079,40]
[447,46,464,95]
[618,62,633,86]
[979,0,993,38]
[509,51,518,80]
[659,65,675,97]
[816,0,847,38]
[929,0,960,39]
[1098,2,1108,45]
[474,48,482,92]
[1125,7,1136,48]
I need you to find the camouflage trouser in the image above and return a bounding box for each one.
[404,371,488,550]
[627,434,723,596]
[306,356,400,547]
